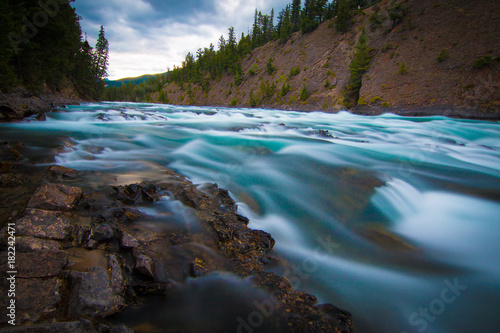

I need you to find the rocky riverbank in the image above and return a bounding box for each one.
[0,141,353,332]
[0,88,82,122]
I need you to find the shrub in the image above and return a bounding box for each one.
[266,58,276,75]
[437,49,449,63]
[289,66,301,77]
[473,55,493,68]
[325,80,331,88]
[280,81,291,97]
[230,98,241,106]
[398,62,408,75]
[300,85,309,101]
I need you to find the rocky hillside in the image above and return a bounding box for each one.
[159,0,499,119]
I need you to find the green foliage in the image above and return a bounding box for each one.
[324,79,331,88]
[289,66,301,77]
[266,58,276,75]
[398,62,408,75]
[249,63,260,76]
[259,81,277,100]
[473,55,493,69]
[300,84,309,101]
[249,90,260,107]
[343,28,373,107]
[0,0,105,98]
[437,49,449,63]
[280,81,291,97]
[381,43,394,53]
[388,2,408,29]
[230,98,241,106]
[336,0,352,33]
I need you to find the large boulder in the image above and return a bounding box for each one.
[68,266,126,319]
[27,183,82,211]
[16,209,74,240]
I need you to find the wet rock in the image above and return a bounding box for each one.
[48,165,78,179]
[133,253,155,279]
[314,129,336,138]
[90,224,114,242]
[0,105,21,120]
[110,325,134,333]
[132,281,178,296]
[36,112,47,121]
[16,209,73,240]
[108,255,125,294]
[68,266,126,318]
[0,278,61,324]
[0,161,14,173]
[0,319,98,332]
[112,208,144,224]
[111,183,157,205]
[16,236,61,251]
[0,173,26,187]
[0,142,24,160]
[190,257,208,277]
[27,183,82,211]
[120,231,139,248]
[12,250,68,278]
[315,304,354,333]
[251,229,275,253]
[97,113,110,122]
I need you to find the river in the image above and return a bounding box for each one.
[2,102,499,333]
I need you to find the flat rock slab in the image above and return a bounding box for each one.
[0,319,97,333]
[0,278,61,325]
[16,236,61,251]
[27,183,82,211]
[16,209,73,240]
[68,266,126,318]
[13,251,68,278]
[47,165,78,178]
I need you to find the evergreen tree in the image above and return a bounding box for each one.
[291,0,302,32]
[344,28,372,107]
[94,25,109,80]
[336,0,352,33]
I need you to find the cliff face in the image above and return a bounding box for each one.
[161,0,499,118]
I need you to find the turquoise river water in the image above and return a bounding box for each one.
[1,102,499,333]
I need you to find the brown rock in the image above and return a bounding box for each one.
[48,165,78,178]
[16,236,62,251]
[0,278,61,324]
[10,251,69,278]
[68,266,126,318]
[0,319,97,332]
[27,183,82,211]
[16,209,73,240]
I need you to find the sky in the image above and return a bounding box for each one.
[71,0,291,80]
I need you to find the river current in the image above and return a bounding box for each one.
[2,102,499,333]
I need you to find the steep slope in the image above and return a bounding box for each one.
[157,0,499,118]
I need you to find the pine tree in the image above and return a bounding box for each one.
[94,25,109,80]
[291,0,302,32]
[336,0,351,33]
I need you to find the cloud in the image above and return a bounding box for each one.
[72,0,290,79]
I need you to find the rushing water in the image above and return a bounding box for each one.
[2,102,500,332]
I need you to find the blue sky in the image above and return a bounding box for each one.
[72,0,291,80]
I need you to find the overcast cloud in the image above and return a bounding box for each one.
[71,0,291,80]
